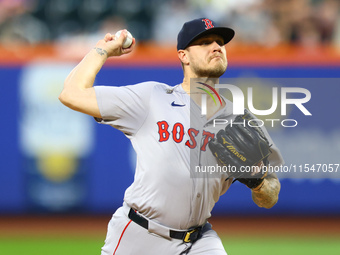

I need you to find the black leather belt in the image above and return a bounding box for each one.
[128,208,202,243]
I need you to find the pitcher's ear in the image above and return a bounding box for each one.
[178,50,189,65]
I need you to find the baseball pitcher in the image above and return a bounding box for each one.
[59,18,283,255]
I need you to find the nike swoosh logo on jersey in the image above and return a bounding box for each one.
[171,101,186,107]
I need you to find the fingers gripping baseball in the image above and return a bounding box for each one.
[95,30,135,57]
[104,33,113,42]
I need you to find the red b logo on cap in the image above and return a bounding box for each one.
[202,19,214,29]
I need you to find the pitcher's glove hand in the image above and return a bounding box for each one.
[208,111,272,189]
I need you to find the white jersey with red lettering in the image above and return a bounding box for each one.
[94,81,284,255]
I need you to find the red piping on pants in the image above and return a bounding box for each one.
[113,220,132,255]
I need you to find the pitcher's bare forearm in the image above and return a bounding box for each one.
[251,174,280,209]
[59,48,108,117]
[59,31,136,117]
[65,48,108,90]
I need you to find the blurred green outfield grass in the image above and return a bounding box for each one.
[0,236,339,255]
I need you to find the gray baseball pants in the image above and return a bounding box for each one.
[101,203,227,255]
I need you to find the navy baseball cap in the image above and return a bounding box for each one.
[177,18,235,51]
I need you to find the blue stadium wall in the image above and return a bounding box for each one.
[0,63,339,215]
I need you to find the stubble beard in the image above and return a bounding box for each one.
[192,59,227,78]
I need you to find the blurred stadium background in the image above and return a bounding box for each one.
[0,0,340,254]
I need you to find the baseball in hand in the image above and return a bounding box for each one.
[115,30,133,48]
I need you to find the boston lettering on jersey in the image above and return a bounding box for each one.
[157,121,214,151]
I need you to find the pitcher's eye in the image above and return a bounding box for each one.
[216,40,225,46]
[200,39,224,46]
[201,40,211,45]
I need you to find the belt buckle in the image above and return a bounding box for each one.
[183,228,199,243]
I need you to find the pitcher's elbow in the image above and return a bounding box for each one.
[58,89,73,108]
[58,90,66,104]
